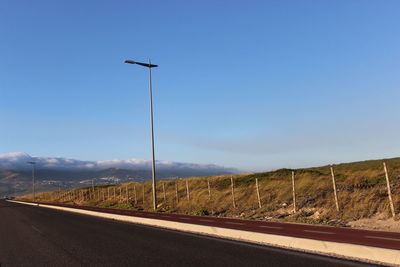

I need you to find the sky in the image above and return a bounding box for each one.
[1,0,400,172]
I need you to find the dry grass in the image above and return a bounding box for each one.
[18,157,400,230]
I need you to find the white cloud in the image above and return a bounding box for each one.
[0,152,237,173]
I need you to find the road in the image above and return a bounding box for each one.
[37,201,400,251]
[0,200,373,267]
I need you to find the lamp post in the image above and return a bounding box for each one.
[27,161,36,202]
[124,59,159,211]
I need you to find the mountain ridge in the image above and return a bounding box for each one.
[0,152,238,196]
[0,152,237,172]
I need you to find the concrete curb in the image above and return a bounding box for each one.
[10,200,400,266]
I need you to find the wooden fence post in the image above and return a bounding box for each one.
[231,176,236,208]
[186,180,190,201]
[113,187,116,200]
[142,184,145,205]
[162,182,166,203]
[134,185,137,205]
[107,187,110,200]
[330,166,340,211]
[207,179,212,201]
[383,162,396,218]
[291,171,296,213]
[175,181,179,203]
[255,178,262,208]
[126,186,129,203]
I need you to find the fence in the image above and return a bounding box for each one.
[28,161,399,220]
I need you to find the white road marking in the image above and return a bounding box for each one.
[303,230,335,235]
[31,225,43,234]
[258,225,283,229]
[225,222,245,225]
[365,235,400,242]
[199,219,215,222]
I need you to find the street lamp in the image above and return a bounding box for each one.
[124,59,159,211]
[27,161,36,202]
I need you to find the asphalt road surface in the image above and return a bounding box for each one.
[43,201,400,251]
[0,200,375,267]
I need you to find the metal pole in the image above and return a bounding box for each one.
[32,163,35,202]
[149,58,157,211]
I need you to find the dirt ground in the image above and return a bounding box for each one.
[348,214,400,232]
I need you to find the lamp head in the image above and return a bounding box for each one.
[124,60,158,68]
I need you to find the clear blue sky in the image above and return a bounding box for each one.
[1,0,400,171]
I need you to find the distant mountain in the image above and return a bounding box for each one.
[0,152,238,196]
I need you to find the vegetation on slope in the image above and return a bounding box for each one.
[19,157,400,229]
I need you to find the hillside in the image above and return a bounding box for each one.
[0,152,237,196]
[20,157,400,231]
